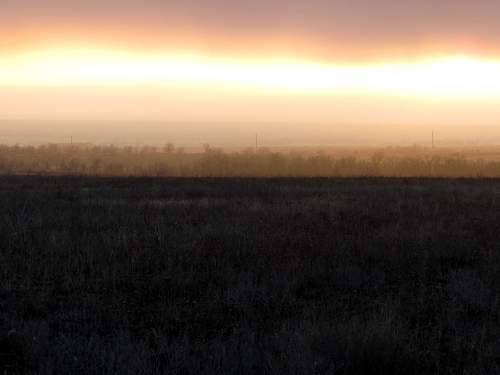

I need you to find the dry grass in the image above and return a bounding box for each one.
[1,176,500,374]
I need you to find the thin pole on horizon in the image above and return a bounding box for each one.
[430,130,435,177]
[255,133,258,153]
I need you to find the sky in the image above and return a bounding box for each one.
[1,0,500,144]
[3,0,500,59]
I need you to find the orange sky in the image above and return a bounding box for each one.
[1,0,500,142]
[3,0,500,60]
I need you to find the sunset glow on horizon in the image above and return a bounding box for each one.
[2,0,500,136]
[2,47,500,99]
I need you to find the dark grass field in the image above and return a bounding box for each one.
[2,176,500,374]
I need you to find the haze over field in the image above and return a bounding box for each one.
[3,120,500,148]
[1,0,500,142]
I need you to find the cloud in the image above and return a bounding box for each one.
[2,0,500,60]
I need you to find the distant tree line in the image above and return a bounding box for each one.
[0,143,499,177]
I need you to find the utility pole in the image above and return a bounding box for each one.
[255,133,258,152]
[430,131,435,177]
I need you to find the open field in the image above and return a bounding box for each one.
[2,176,500,374]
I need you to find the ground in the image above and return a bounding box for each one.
[1,176,500,374]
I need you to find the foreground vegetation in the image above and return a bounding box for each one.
[4,143,500,177]
[2,176,500,374]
